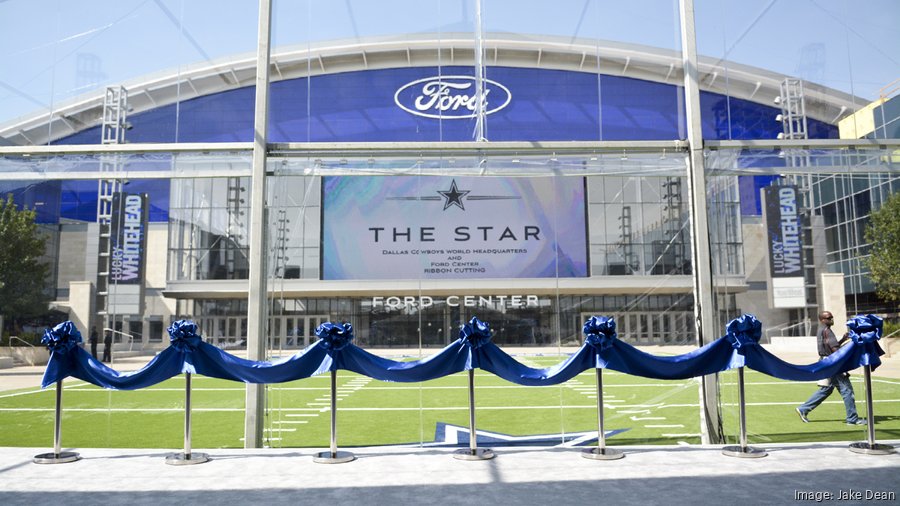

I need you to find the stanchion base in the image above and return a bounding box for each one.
[722,445,767,458]
[33,451,80,464]
[165,452,210,465]
[313,451,356,464]
[849,442,895,455]
[581,447,625,460]
[453,448,495,461]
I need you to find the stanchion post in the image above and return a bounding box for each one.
[314,369,355,463]
[166,372,209,465]
[454,368,494,460]
[581,367,625,460]
[722,366,766,458]
[582,368,623,460]
[34,380,80,464]
[849,365,895,455]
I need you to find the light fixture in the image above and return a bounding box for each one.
[773,96,782,104]
[776,132,785,140]
[775,114,783,122]
[620,150,628,161]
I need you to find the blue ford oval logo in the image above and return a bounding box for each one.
[394,76,512,119]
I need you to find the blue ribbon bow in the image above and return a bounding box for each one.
[168,320,203,351]
[460,317,492,349]
[726,314,762,349]
[316,322,354,351]
[41,321,83,355]
[582,316,617,351]
[847,314,882,344]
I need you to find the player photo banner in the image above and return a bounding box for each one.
[110,192,149,285]
[321,176,588,280]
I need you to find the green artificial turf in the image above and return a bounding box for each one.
[2,356,898,449]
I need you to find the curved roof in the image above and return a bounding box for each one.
[0,33,862,146]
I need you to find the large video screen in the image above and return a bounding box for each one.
[322,176,588,280]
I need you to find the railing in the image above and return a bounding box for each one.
[763,319,812,343]
[104,329,137,353]
[7,336,37,366]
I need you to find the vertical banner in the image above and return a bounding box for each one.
[321,176,588,280]
[762,185,806,308]
[109,192,148,315]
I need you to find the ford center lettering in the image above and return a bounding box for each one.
[394,76,511,119]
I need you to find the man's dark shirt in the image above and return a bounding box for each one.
[817,325,840,357]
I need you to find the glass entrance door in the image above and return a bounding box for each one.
[267,314,330,351]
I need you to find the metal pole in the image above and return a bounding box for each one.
[33,380,80,464]
[185,372,192,457]
[54,380,62,456]
[583,368,623,460]
[330,370,337,455]
[722,367,766,458]
[454,368,494,460]
[679,0,723,446]
[314,369,355,463]
[166,373,209,465]
[849,365,895,455]
[243,0,273,451]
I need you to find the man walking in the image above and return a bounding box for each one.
[795,311,866,426]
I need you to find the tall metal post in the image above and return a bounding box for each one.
[582,368,623,460]
[34,380,80,464]
[166,373,209,465]
[848,365,895,455]
[454,368,494,460]
[679,0,723,445]
[313,370,355,463]
[722,367,766,458]
[243,0,273,449]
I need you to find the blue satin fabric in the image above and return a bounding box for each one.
[331,340,471,382]
[738,313,884,380]
[39,313,885,390]
[475,343,596,385]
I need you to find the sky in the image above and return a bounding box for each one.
[1,0,898,127]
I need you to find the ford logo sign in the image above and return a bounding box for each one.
[394,75,512,119]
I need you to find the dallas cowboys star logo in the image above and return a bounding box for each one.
[437,179,470,210]
[385,179,520,210]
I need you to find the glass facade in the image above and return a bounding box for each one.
[1,0,898,451]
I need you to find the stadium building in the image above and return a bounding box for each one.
[1,0,897,447]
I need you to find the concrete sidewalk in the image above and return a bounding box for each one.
[0,442,897,505]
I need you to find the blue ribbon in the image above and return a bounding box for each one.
[846,314,884,369]
[847,314,882,344]
[316,322,354,351]
[582,315,617,352]
[726,314,762,350]
[168,319,203,352]
[40,321,82,355]
[460,316,492,349]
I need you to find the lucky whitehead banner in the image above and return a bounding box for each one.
[321,176,588,280]
[763,185,806,308]
[110,192,149,285]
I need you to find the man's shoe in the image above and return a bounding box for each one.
[796,407,809,423]
[847,418,867,426]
